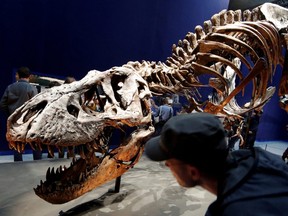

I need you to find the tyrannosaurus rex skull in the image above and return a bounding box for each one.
[6,67,154,204]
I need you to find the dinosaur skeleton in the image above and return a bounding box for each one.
[5,3,288,204]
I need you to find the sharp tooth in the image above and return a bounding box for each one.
[46,167,51,180]
[16,142,22,153]
[37,143,43,151]
[21,143,25,152]
[78,173,83,182]
[9,141,16,150]
[57,146,64,155]
[92,141,98,150]
[30,142,36,150]
[56,166,63,174]
[56,168,60,175]
[51,167,55,176]
[47,146,54,158]
[99,138,104,146]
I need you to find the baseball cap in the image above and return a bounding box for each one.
[145,112,228,163]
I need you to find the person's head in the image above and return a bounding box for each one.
[48,81,61,88]
[16,67,31,80]
[145,113,228,190]
[64,76,76,84]
[167,98,173,105]
[161,97,169,105]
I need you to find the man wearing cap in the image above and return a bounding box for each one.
[145,112,288,215]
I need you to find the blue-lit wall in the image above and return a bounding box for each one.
[0,0,286,151]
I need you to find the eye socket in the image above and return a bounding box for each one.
[82,84,106,112]
[67,105,79,118]
[111,74,128,109]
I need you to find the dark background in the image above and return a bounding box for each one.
[0,0,287,151]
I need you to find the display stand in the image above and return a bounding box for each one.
[108,176,121,193]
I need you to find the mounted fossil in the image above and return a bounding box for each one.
[5,3,288,204]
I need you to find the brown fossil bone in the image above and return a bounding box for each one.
[5,3,288,204]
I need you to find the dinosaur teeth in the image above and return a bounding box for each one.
[37,143,43,151]
[16,142,25,153]
[47,167,55,181]
[9,141,16,150]
[20,143,25,152]
[91,140,98,150]
[56,167,61,175]
[57,146,64,156]
[78,172,84,182]
[29,142,36,150]
[46,165,67,182]
[46,167,57,182]
[47,146,54,158]
[15,142,20,152]
[31,142,42,151]
[46,167,51,180]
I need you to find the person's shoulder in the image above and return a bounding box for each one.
[16,80,29,85]
[16,80,37,91]
[254,147,286,164]
[6,81,20,89]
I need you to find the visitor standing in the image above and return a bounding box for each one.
[0,67,41,161]
[153,97,173,136]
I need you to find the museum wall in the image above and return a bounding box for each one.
[0,0,287,151]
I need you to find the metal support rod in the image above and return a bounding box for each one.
[114,176,121,193]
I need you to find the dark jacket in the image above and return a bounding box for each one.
[0,80,37,115]
[206,147,288,216]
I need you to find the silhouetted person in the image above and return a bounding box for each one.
[153,97,174,136]
[241,109,263,149]
[64,76,76,84]
[0,67,41,161]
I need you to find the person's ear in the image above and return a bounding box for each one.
[188,165,201,181]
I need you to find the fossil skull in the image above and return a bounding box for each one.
[7,67,154,204]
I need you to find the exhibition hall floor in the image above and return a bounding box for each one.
[0,141,287,216]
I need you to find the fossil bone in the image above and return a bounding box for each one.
[5,3,288,204]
